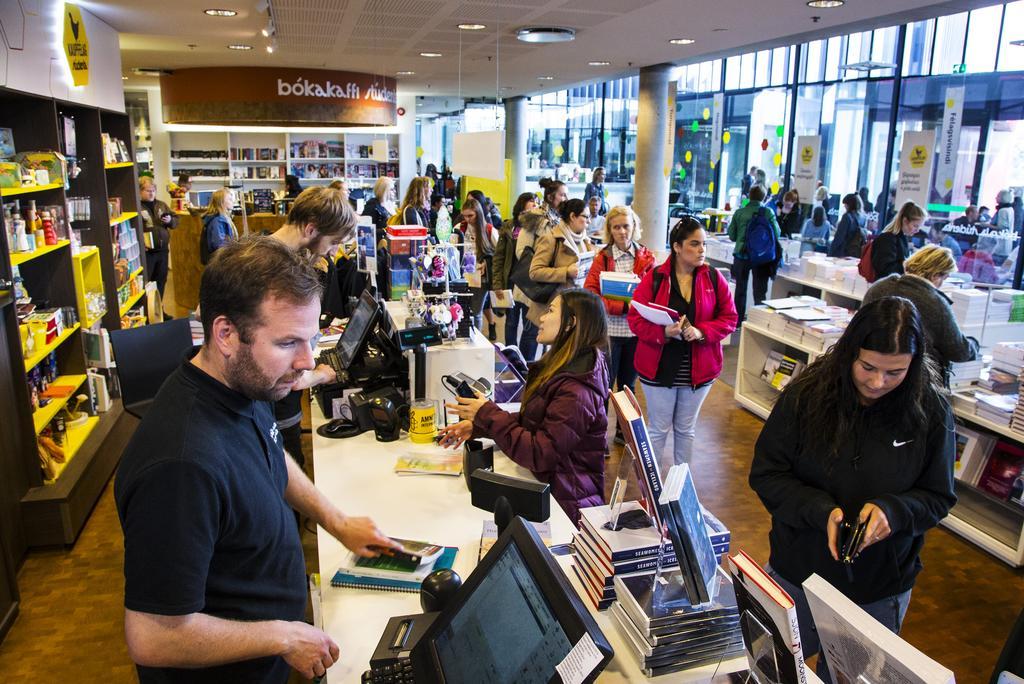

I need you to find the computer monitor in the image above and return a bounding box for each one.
[335,290,381,369]
[411,517,613,683]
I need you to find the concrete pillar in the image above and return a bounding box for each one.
[396,91,417,202]
[634,63,674,252]
[504,96,528,204]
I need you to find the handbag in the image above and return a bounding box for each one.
[509,237,563,303]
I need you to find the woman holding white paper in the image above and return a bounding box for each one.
[583,206,654,407]
[627,217,737,465]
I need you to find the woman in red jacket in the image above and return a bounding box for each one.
[627,216,738,465]
[439,288,610,525]
[584,206,655,398]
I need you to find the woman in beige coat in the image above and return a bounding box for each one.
[528,198,595,325]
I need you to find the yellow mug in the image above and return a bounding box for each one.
[408,399,439,444]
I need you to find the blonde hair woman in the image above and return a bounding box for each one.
[863,244,976,386]
[584,206,654,403]
[398,176,431,227]
[200,189,236,264]
[871,201,926,280]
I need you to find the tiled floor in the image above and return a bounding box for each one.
[0,275,1019,682]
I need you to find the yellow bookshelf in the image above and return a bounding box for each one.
[23,323,80,373]
[0,182,64,198]
[104,161,134,169]
[10,240,69,266]
[71,247,106,328]
[32,374,88,434]
[43,415,99,484]
[109,211,138,226]
[119,288,145,317]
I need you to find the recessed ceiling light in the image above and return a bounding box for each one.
[588,61,610,66]
[669,38,695,45]
[516,27,576,44]
[806,0,844,7]
[204,8,237,16]
[537,76,554,80]
[396,71,416,76]
[227,44,252,50]
[122,76,128,80]
[458,23,486,30]
[266,42,276,54]
[420,52,443,57]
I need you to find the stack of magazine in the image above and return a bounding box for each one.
[604,388,743,676]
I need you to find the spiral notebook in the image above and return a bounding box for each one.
[330,546,459,593]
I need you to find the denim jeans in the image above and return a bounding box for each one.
[518,312,539,361]
[767,566,912,684]
[641,381,713,465]
[504,301,528,348]
[609,336,639,392]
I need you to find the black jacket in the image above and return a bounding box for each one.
[140,199,178,252]
[361,198,391,236]
[749,389,956,604]
[871,231,909,279]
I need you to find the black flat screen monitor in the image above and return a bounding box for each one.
[336,290,381,369]
[411,517,613,683]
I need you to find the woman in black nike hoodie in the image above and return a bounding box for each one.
[750,296,955,683]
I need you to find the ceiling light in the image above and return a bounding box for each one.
[204,8,237,16]
[458,23,486,30]
[537,76,554,80]
[420,52,442,57]
[669,38,695,45]
[1011,39,1024,47]
[266,41,276,54]
[227,44,252,50]
[588,61,610,66]
[396,71,415,76]
[132,68,168,76]
[806,0,844,7]
[516,27,576,44]
[122,76,128,80]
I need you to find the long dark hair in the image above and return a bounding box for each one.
[781,296,943,461]
[511,192,536,229]
[461,198,490,258]
[524,288,608,402]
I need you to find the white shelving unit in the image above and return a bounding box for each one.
[168,130,400,192]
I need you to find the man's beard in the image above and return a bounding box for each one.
[226,343,299,402]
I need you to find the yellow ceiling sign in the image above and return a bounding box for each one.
[64,5,90,87]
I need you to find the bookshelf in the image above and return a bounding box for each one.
[0,88,148,569]
[168,130,401,193]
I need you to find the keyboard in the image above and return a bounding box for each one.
[317,349,348,384]
[362,657,415,683]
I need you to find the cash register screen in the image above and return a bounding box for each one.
[432,544,573,683]
[336,292,379,369]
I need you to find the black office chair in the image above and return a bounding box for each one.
[109,317,194,419]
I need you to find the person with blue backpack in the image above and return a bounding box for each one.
[728,184,782,322]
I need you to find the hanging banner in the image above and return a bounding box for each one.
[792,135,820,201]
[933,86,964,198]
[710,93,724,165]
[663,89,676,179]
[63,5,90,87]
[896,129,937,209]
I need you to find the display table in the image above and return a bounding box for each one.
[167,212,287,316]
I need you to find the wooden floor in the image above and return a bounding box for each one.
[0,299,1019,680]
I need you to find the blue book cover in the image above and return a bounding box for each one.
[600,272,641,302]
[659,464,719,604]
[611,388,663,528]
[331,546,457,593]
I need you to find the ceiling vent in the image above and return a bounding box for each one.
[516,27,576,44]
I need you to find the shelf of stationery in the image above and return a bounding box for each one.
[128,266,143,281]
[170,158,229,163]
[291,157,345,162]
[9,239,69,266]
[953,405,1023,443]
[0,182,64,198]
[119,288,145,317]
[71,247,106,329]
[23,323,80,373]
[104,161,134,169]
[231,159,286,164]
[31,374,89,434]
[43,416,99,485]
[109,211,138,226]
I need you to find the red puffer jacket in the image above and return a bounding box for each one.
[627,257,738,386]
[473,350,610,526]
[583,242,656,317]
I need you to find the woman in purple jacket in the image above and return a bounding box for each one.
[439,288,610,525]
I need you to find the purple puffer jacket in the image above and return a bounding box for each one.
[473,349,610,526]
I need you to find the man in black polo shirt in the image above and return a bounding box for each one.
[116,237,396,683]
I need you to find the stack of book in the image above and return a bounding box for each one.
[572,502,730,611]
[746,305,778,330]
[802,321,845,351]
[599,271,642,302]
[979,367,1019,394]
[331,539,457,593]
[949,359,984,390]
[949,289,988,328]
[975,392,1017,427]
[990,289,1024,322]
[611,568,744,677]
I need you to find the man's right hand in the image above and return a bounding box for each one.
[280,621,339,679]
